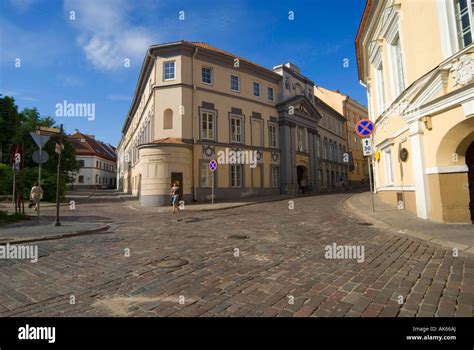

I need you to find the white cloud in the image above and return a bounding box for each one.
[64,0,155,71]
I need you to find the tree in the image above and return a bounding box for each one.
[0,96,79,200]
[0,95,20,164]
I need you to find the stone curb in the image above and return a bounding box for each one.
[342,194,473,257]
[0,224,110,245]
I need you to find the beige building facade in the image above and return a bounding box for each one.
[356,0,474,223]
[314,87,369,185]
[117,41,348,206]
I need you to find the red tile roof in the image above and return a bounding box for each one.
[68,131,117,162]
[185,41,276,75]
[149,138,186,145]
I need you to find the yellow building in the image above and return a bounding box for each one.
[356,0,474,223]
[117,41,346,205]
[314,87,369,185]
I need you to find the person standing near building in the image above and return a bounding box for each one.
[170,181,180,214]
[300,178,306,194]
[29,182,43,211]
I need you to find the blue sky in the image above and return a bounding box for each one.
[1,0,367,146]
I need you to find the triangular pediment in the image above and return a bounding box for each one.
[277,95,322,121]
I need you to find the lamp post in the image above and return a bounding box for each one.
[54,125,64,226]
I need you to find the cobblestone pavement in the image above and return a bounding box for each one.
[0,191,472,317]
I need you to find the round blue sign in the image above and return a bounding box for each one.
[355,119,374,137]
[209,160,217,172]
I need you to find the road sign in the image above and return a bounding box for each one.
[36,126,60,135]
[30,132,51,148]
[209,159,217,172]
[55,143,64,154]
[355,119,375,137]
[32,150,49,164]
[362,138,373,156]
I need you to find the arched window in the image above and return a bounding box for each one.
[163,108,173,129]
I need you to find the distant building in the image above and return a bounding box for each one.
[68,131,117,189]
[314,86,369,185]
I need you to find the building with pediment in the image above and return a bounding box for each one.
[116,41,348,206]
[356,0,474,222]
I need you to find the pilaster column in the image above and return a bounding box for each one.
[409,120,430,219]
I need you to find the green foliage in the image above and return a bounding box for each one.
[0,163,13,195]
[0,95,79,200]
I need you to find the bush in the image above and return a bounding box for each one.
[0,163,13,195]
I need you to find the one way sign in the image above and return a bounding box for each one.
[362,138,373,156]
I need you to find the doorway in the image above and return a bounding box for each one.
[296,165,308,192]
[466,142,474,222]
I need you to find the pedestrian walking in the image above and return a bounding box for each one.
[29,182,43,211]
[170,181,180,214]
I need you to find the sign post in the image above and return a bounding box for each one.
[209,160,217,206]
[30,128,54,222]
[356,119,376,213]
[54,125,64,226]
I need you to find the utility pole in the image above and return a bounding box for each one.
[54,124,64,226]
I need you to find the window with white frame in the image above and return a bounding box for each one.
[231,165,242,187]
[391,34,406,97]
[384,149,394,186]
[253,82,261,97]
[269,123,278,148]
[271,167,279,188]
[267,87,274,101]
[202,67,213,84]
[376,62,386,115]
[230,74,240,92]
[201,111,215,140]
[200,161,212,188]
[454,0,473,49]
[297,127,306,152]
[164,61,175,81]
[230,116,242,143]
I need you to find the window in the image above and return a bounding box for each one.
[202,67,213,84]
[271,167,279,188]
[384,149,394,186]
[164,108,173,129]
[391,35,406,96]
[267,87,274,101]
[376,62,386,114]
[200,162,212,188]
[201,112,215,140]
[96,161,98,168]
[78,176,84,183]
[297,127,306,152]
[269,123,278,148]
[79,160,85,167]
[230,75,240,92]
[454,0,473,49]
[253,82,261,97]
[230,116,242,143]
[231,165,243,187]
[164,61,175,81]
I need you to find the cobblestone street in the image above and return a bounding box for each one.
[0,192,472,317]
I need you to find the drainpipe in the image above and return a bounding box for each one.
[191,47,198,202]
[343,96,349,185]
